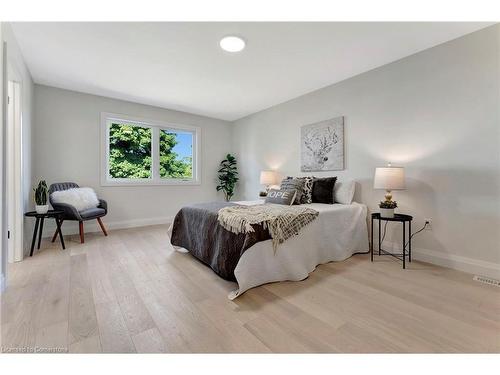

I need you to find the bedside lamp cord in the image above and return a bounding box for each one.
[354,220,429,255]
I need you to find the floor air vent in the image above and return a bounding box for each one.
[473,275,500,287]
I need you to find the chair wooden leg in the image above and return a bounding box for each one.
[97,217,108,236]
[79,221,84,244]
[51,220,63,242]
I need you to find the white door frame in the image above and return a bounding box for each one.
[6,70,23,262]
[1,39,7,291]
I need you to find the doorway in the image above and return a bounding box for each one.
[6,79,23,262]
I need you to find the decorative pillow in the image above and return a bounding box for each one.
[265,189,297,206]
[311,177,337,204]
[299,176,314,204]
[334,180,355,204]
[280,178,304,204]
[51,187,100,212]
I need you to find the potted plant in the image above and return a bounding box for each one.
[33,180,49,214]
[216,154,238,201]
[379,200,397,218]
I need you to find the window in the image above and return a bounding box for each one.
[101,113,200,185]
[159,129,193,179]
[109,123,152,179]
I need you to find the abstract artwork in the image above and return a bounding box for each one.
[300,116,344,171]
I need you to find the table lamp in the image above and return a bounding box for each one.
[260,170,278,196]
[373,163,405,204]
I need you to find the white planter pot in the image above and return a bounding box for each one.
[35,205,49,214]
[380,208,394,218]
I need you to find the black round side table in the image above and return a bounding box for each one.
[25,210,65,256]
[371,213,413,269]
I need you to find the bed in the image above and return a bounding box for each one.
[167,200,369,299]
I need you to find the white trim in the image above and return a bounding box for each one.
[40,215,174,238]
[1,41,8,291]
[100,112,201,186]
[379,240,500,280]
[6,79,23,263]
[0,273,5,293]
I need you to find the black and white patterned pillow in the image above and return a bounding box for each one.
[299,177,314,204]
[280,178,304,205]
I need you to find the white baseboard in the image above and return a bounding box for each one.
[39,216,173,238]
[412,247,500,280]
[380,241,500,280]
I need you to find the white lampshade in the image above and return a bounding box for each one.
[260,170,278,185]
[374,166,405,190]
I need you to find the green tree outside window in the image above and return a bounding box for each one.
[109,123,192,179]
[159,130,193,179]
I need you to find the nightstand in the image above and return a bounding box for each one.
[25,210,66,256]
[371,213,413,269]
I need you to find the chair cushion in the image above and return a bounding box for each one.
[51,187,99,211]
[80,207,106,219]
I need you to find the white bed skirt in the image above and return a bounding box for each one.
[168,201,369,299]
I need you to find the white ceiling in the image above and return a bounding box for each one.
[11,22,492,121]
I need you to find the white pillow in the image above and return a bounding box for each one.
[334,180,355,204]
[51,187,99,212]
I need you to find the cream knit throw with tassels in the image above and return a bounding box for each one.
[217,204,319,251]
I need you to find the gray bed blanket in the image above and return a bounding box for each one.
[169,202,271,281]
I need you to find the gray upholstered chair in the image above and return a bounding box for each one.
[49,182,108,244]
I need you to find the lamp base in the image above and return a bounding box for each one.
[384,190,393,203]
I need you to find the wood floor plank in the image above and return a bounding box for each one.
[94,301,136,353]
[133,276,230,353]
[99,244,156,336]
[131,327,167,353]
[133,286,192,353]
[1,260,55,350]
[69,334,102,353]
[2,224,499,353]
[68,254,99,344]
[36,259,71,330]
[85,243,117,305]
[244,315,313,353]
[34,321,68,353]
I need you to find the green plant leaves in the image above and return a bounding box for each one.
[34,180,48,205]
[216,153,238,201]
[379,200,398,209]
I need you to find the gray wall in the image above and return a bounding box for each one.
[34,85,232,236]
[232,25,500,277]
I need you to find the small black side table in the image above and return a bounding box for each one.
[371,213,413,269]
[25,210,65,256]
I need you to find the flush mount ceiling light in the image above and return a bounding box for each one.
[219,36,246,52]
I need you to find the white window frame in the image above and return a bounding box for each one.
[100,112,201,186]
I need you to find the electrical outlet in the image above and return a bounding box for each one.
[424,218,432,230]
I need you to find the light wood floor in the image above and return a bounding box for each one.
[1,225,499,353]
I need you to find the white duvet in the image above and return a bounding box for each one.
[168,201,369,299]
